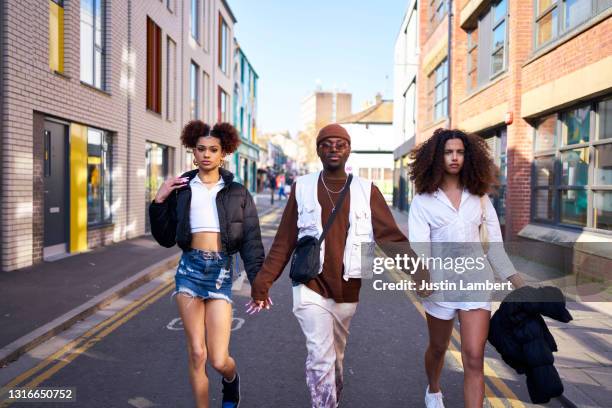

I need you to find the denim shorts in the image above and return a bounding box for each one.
[172,249,233,304]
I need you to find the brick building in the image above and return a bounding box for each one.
[0,0,241,271]
[394,0,611,250]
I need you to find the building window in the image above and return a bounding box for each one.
[202,71,210,120]
[145,142,172,233]
[428,59,448,122]
[531,98,612,231]
[166,37,176,121]
[190,62,200,120]
[218,13,229,74]
[429,0,448,33]
[490,0,507,76]
[465,0,508,92]
[218,87,229,122]
[146,17,162,113]
[80,0,105,89]
[87,129,112,225]
[483,128,508,227]
[535,0,611,48]
[190,0,199,41]
[49,0,64,73]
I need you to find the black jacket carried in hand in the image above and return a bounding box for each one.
[488,286,573,404]
[148,168,264,285]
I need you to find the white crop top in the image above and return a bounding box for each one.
[189,176,224,233]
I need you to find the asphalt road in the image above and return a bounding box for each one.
[2,205,563,408]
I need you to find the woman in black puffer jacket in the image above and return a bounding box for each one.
[149,120,264,408]
[488,286,573,404]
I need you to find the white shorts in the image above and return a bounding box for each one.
[423,300,491,321]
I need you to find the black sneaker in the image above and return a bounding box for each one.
[221,373,240,408]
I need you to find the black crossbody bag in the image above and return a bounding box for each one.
[289,174,353,284]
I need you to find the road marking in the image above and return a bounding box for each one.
[387,268,526,408]
[17,284,173,397]
[1,208,283,406]
[166,318,183,331]
[0,280,173,407]
[231,317,245,331]
[128,397,157,407]
[166,316,244,332]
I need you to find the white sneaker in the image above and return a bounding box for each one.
[425,386,445,408]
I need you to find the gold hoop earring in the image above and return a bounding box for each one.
[193,160,198,166]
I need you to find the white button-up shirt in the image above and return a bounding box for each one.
[189,175,224,233]
[408,188,516,280]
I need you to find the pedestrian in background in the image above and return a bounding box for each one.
[408,128,526,408]
[277,172,287,201]
[149,120,265,408]
[268,167,276,205]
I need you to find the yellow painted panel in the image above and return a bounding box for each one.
[70,124,88,252]
[49,1,64,73]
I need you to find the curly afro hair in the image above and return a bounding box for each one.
[180,120,241,153]
[409,128,499,197]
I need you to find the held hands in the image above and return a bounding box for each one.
[154,176,189,203]
[245,297,273,315]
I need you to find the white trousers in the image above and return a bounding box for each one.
[292,284,358,408]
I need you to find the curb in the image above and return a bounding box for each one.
[0,253,180,367]
[0,203,281,368]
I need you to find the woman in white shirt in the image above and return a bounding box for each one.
[408,128,525,408]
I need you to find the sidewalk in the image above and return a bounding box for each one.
[0,199,280,367]
[389,207,612,408]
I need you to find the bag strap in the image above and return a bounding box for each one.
[318,174,353,244]
[480,195,487,223]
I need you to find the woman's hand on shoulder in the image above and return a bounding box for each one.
[154,176,189,203]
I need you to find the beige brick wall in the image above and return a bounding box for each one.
[0,0,237,271]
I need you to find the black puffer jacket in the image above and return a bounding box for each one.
[488,286,573,404]
[149,168,264,284]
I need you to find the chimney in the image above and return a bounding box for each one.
[375,92,382,105]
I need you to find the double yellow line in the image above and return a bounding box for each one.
[387,268,526,408]
[0,277,174,407]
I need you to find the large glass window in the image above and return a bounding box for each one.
[465,0,508,92]
[535,0,610,48]
[190,0,199,41]
[87,129,112,225]
[80,0,105,88]
[218,13,229,74]
[491,0,507,76]
[431,59,448,122]
[531,98,612,231]
[429,0,447,33]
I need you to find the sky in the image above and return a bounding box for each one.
[230,0,408,136]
